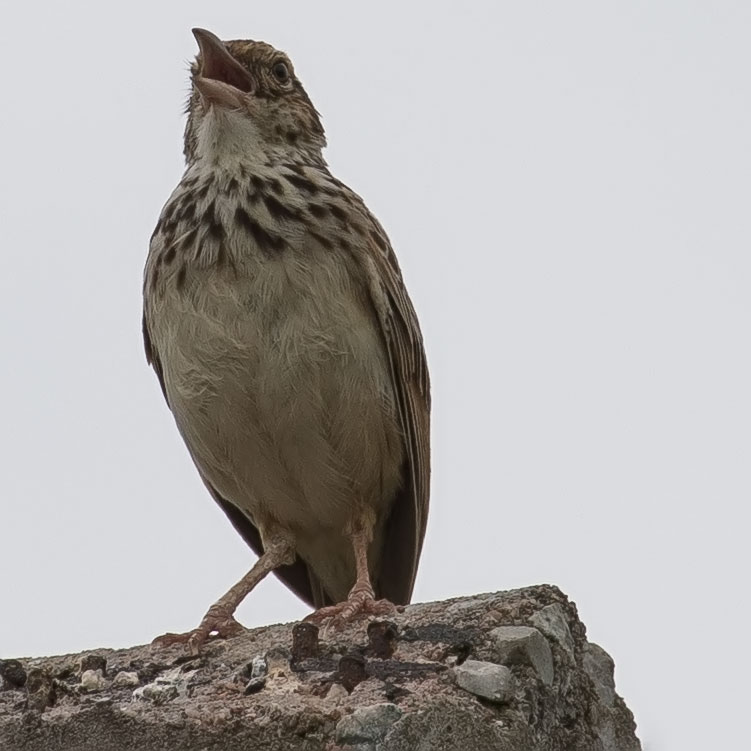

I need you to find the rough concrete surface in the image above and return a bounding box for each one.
[0,585,641,750]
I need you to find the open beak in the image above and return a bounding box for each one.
[192,28,255,109]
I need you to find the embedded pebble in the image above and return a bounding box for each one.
[325,683,349,703]
[112,671,140,689]
[133,682,178,705]
[80,669,107,692]
[453,659,516,703]
[132,667,195,705]
[335,703,403,744]
[249,655,268,679]
[530,604,575,658]
[237,655,268,694]
[490,626,554,686]
[583,643,616,706]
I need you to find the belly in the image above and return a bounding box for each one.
[152,254,405,541]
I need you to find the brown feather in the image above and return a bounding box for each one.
[358,219,431,604]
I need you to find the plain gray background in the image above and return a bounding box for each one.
[2,2,749,749]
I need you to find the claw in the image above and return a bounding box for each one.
[152,611,245,654]
[306,588,397,625]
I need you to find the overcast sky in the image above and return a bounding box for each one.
[2,2,749,749]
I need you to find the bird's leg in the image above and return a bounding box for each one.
[153,533,295,653]
[307,517,396,623]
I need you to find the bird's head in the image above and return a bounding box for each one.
[184,28,326,167]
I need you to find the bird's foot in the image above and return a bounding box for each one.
[305,586,397,625]
[151,606,245,654]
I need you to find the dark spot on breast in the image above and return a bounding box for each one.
[308,203,327,219]
[329,204,348,223]
[180,201,196,222]
[268,178,284,196]
[310,230,333,250]
[337,236,352,252]
[369,228,388,251]
[205,205,225,240]
[215,243,229,268]
[163,245,177,265]
[175,266,186,291]
[196,180,213,200]
[226,177,239,195]
[263,193,298,222]
[285,130,300,145]
[160,217,178,236]
[149,266,160,292]
[180,227,198,251]
[234,206,286,256]
[285,173,318,195]
[319,177,347,197]
[250,174,265,192]
[161,203,177,223]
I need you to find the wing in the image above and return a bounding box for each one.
[142,311,333,609]
[358,216,431,605]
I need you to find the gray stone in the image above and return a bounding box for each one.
[249,654,268,679]
[242,654,269,693]
[529,603,575,658]
[335,703,403,744]
[453,659,516,703]
[583,642,616,705]
[111,671,140,689]
[325,682,349,703]
[490,626,554,686]
[132,666,195,705]
[79,669,107,692]
[583,644,640,751]
[132,681,178,705]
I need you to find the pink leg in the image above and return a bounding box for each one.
[307,527,396,623]
[153,534,294,653]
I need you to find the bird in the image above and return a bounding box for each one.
[142,28,430,651]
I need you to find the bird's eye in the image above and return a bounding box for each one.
[272,61,290,83]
